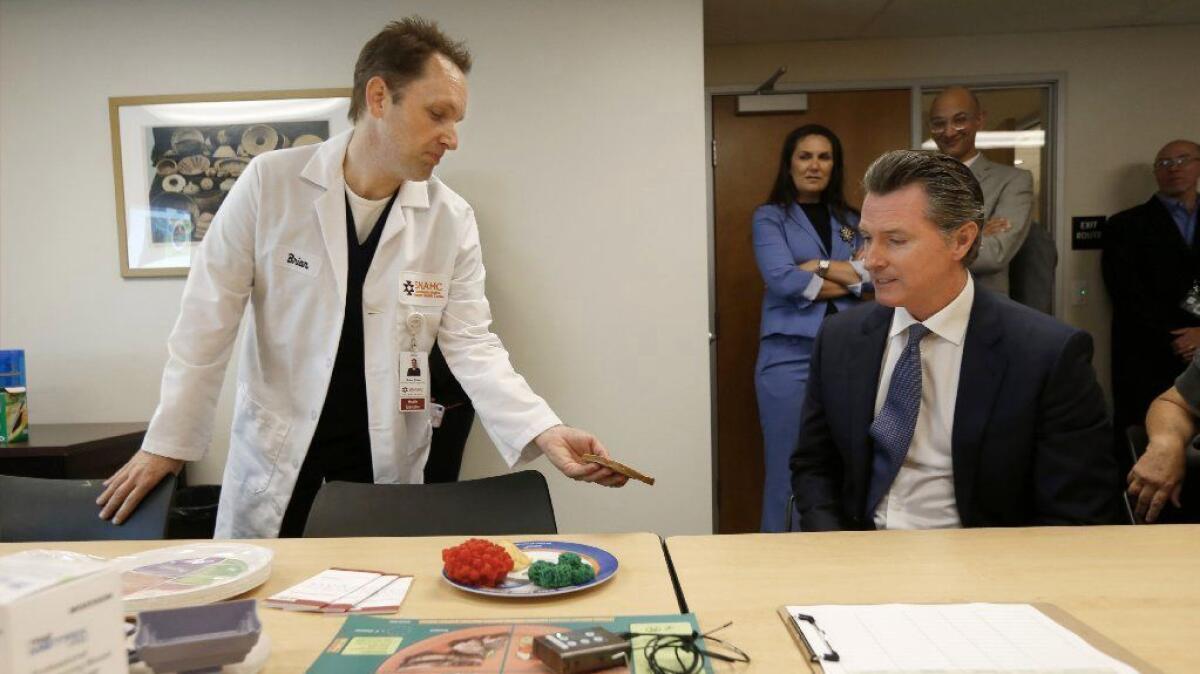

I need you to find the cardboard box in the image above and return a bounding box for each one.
[1,386,28,444]
[0,550,128,674]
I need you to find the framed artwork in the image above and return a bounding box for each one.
[109,89,352,277]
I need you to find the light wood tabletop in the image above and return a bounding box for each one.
[0,532,679,672]
[667,525,1200,673]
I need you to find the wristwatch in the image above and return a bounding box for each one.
[817,259,831,278]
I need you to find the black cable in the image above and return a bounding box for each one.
[623,622,750,674]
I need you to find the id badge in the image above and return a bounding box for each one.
[399,351,429,413]
[1182,282,1200,319]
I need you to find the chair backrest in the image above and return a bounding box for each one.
[303,471,557,538]
[0,473,176,542]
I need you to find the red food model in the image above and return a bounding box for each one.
[442,539,515,587]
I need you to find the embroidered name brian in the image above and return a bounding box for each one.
[286,253,310,270]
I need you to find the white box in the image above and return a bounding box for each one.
[0,550,128,674]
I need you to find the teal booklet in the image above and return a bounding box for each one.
[307,613,712,673]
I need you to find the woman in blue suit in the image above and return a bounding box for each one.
[754,124,868,532]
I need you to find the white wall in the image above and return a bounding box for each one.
[706,24,1200,396]
[0,0,711,536]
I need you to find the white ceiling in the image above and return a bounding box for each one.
[704,0,1200,46]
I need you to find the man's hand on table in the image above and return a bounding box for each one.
[535,425,629,488]
[97,450,184,524]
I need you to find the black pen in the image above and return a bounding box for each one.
[792,613,841,663]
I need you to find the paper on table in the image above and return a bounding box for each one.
[322,574,398,613]
[266,568,381,611]
[783,603,1137,674]
[349,576,413,614]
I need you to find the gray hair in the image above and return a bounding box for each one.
[862,150,985,266]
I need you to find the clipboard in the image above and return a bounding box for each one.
[776,603,1160,674]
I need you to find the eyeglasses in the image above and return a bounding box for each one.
[1154,155,1200,170]
[929,113,978,134]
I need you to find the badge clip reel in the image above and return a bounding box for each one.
[399,313,429,413]
[1181,281,1200,319]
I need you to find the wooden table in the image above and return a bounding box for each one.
[0,422,147,478]
[667,526,1200,672]
[0,533,679,672]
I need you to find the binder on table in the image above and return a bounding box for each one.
[777,603,1158,674]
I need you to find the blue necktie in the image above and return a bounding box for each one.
[866,323,932,515]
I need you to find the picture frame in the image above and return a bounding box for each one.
[109,89,352,278]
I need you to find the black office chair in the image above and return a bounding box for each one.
[1125,425,1200,524]
[302,470,557,538]
[784,494,801,532]
[0,473,177,542]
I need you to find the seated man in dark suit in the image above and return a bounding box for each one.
[790,149,1123,530]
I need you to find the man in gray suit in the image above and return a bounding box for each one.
[929,87,1038,298]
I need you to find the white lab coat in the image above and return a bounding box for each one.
[141,130,561,538]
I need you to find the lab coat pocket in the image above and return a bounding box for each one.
[230,385,291,494]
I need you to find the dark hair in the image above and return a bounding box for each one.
[766,124,858,224]
[862,149,985,266]
[349,16,473,121]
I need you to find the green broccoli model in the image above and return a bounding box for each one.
[528,552,596,588]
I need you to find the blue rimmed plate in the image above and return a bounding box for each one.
[442,540,619,598]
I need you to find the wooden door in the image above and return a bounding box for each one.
[712,89,912,533]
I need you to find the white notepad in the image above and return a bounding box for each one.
[782,603,1138,674]
[266,568,381,612]
[266,568,413,614]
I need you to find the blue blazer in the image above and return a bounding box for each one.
[753,202,862,339]
[789,288,1125,530]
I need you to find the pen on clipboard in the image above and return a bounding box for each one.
[791,613,841,663]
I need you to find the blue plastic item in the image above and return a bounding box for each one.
[0,350,24,387]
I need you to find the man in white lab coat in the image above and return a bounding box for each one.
[98,17,627,538]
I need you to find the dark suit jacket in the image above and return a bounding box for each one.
[789,287,1124,530]
[1009,220,1057,315]
[1101,196,1200,442]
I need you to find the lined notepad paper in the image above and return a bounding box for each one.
[266,568,413,614]
[784,603,1137,674]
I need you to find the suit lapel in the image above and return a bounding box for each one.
[969,155,996,211]
[849,304,893,506]
[829,211,853,260]
[787,203,828,257]
[951,289,1006,524]
[376,180,427,252]
[300,131,353,305]
[1146,195,1191,250]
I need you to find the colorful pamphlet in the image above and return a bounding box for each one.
[306,614,710,673]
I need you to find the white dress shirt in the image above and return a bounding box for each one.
[873,274,975,530]
[345,184,390,243]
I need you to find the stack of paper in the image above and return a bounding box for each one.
[266,568,412,614]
